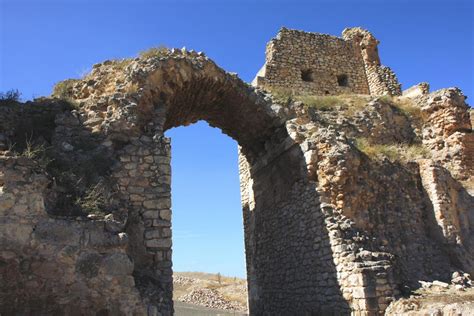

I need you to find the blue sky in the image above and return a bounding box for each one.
[1,0,472,277]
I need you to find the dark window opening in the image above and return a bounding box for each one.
[324,90,330,95]
[301,69,314,82]
[337,74,349,87]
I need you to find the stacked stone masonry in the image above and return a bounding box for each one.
[253,27,402,96]
[1,27,473,316]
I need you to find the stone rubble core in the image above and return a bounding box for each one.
[253,27,401,96]
[0,27,473,316]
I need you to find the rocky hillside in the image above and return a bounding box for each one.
[385,274,474,315]
[173,272,247,312]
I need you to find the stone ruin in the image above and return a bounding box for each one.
[0,27,473,315]
[253,27,402,96]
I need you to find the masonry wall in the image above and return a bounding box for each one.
[2,45,472,316]
[239,127,398,315]
[254,27,402,96]
[342,27,402,96]
[0,155,145,315]
[253,28,371,96]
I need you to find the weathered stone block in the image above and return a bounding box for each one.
[101,253,134,276]
[145,238,171,248]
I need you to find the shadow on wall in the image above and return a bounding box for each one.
[241,139,351,314]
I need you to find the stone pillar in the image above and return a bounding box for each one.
[420,88,474,181]
[112,134,173,315]
[343,27,402,96]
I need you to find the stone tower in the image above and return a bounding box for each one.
[253,27,402,96]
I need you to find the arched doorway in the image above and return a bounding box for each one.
[55,51,356,315]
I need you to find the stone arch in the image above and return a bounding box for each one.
[44,50,392,315]
[84,53,285,162]
[75,52,313,314]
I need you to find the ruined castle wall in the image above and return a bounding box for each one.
[365,64,402,96]
[253,27,403,97]
[0,156,145,315]
[239,125,398,315]
[0,99,70,151]
[2,45,473,316]
[111,135,174,315]
[253,28,371,96]
[342,27,402,96]
[302,95,474,289]
[419,88,474,181]
[420,161,474,275]
[240,137,352,315]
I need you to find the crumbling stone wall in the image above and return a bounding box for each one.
[1,28,473,316]
[0,155,145,315]
[343,28,402,96]
[418,88,474,181]
[253,27,401,96]
[253,28,370,96]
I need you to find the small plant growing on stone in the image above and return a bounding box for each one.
[354,137,398,161]
[378,95,393,103]
[9,136,52,170]
[22,138,45,159]
[75,181,107,216]
[124,82,140,94]
[112,58,133,70]
[354,137,431,162]
[0,89,21,102]
[139,46,170,59]
[52,79,80,100]
[298,95,342,111]
[391,97,424,121]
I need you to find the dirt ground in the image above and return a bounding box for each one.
[173,272,248,312]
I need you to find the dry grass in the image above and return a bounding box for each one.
[269,88,370,115]
[74,181,107,215]
[355,137,431,162]
[173,271,248,307]
[139,46,169,59]
[111,58,132,70]
[8,138,51,169]
[52,79,80,99]
[269,87,296,105]
[297,95,342,111]
[379,95,424,122]
[222,292,248,306]
[124,82,140,94]
[460,179,474,194]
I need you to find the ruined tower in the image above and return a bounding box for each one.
[253,27,402,96]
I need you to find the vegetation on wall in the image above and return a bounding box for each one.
[354,137,430,162]
[0,89,21,102]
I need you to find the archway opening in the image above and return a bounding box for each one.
[165,120,248,312]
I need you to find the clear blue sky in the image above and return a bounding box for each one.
[1,0,472,277]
